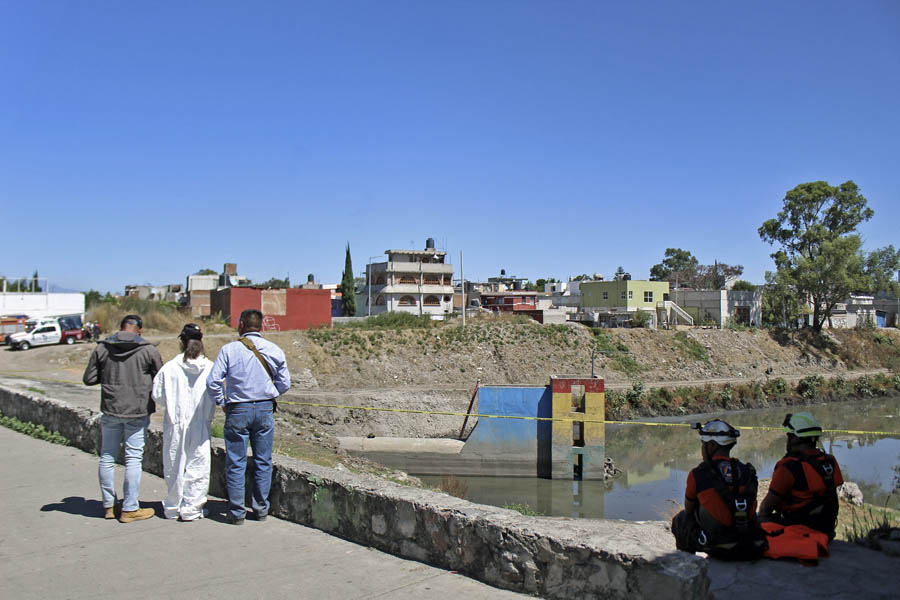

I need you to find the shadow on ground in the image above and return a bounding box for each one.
[40,497,167,519]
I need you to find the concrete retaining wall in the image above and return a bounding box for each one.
[0,382,710,599]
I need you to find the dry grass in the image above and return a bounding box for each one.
[438,474,469,499]
[87,299,233,335]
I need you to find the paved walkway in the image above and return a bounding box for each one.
[0,426,526,600]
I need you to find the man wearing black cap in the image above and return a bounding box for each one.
[83,314,162,522]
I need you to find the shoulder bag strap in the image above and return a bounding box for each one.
[239,336,275,383]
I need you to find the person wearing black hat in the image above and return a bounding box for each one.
[151,324,216,521]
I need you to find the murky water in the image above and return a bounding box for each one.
[417,397,900,520]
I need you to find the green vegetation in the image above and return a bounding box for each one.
[256,277,290,288]
[796,375,825,400]
[0,411,70,445]
[340,243,356,317]
[672,331,709,362]
[590,329,643,375]
[759,180,900,332]
[0,270,41,292]
[648,247,743,289]
[606,373,900,420]
[337,312,436,330]
[25,387,46,395]
[730,280,757,292]
[503,502,543,516]
[631,309,651,328]
[210,423,224,438]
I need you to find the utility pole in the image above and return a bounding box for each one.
[460,250,466,327]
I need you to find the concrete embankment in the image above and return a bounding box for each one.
[0,377,709,600]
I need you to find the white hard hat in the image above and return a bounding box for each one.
[692,419,740,445]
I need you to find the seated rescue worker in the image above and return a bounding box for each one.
[671,419,767,560]
[758,412,843,540]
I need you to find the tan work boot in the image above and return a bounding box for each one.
[104,506,117,520]
[119,507,155,523]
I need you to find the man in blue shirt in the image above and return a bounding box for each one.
[207,309,291,524]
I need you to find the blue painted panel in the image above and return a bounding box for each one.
[463,386,548,457]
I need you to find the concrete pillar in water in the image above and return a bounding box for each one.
[550,377,606,479]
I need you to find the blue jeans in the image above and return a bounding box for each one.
[224,401,274,519]
[98,414,150,512]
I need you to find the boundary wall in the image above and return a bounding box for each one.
[0,381,710,600]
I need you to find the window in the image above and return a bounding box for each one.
[424,276,441,285]
[375,295,385,306]
[628,290,633,300]
[602,291,608,300]
[423,295,440,306]
[443,295,451,302]
[621,291,626,300]
[398,295,416,306]
[398,275,417,284]
[375,274,386,285]
[644,291,653,303]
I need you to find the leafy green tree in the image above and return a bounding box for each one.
[31,270,41,292]
[534,277,557,291]
[84,289,103,307]
[759,180,873,331]
[257,277,290,289]
[761,272,805,327]
[730,280,757,292]
[340,244,356,316]
[863,245,900,295]
[649,249,741,289]
[197,268,218,275]
[650,248,698,283]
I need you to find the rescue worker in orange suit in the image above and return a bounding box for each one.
[671,419,767,559]
[758,412,843,540]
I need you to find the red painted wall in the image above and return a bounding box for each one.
[211,287,332,330]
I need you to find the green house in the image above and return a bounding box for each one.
[579,280,670,311]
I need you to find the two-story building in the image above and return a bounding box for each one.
[578,280,671,327]
[365,240,454,319]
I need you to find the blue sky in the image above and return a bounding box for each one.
[2,1,898,293]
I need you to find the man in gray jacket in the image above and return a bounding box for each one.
[83,314,162,522]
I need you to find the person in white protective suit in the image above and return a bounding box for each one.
[152,323,215,521]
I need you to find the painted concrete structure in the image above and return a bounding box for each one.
[366,242,454,319]
[580,280,670,311]
[0,290,85,319]
[671,289,762,328]
[816,294,876,329]
[550,377,605,480]
[210,286,331,330]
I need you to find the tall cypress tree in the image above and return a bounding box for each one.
[340,244,356,316]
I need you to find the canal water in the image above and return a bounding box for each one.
[417,397,900,520]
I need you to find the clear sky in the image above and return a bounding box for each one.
[2,1,898,293]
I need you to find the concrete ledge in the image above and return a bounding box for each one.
[0,381,710,599]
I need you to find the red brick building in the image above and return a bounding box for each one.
[211,287,331,331]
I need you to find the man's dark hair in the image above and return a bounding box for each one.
[240,309,263,331]
[120,314,143,329]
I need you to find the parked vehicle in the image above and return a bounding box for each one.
[1,315,29,344]
[7,315,85,350]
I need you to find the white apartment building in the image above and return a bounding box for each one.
[365,240,454,319]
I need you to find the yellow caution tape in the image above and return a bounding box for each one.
[278,400,899,436]
[1,373,895,437]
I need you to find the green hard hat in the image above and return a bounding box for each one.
[783,412,823,438]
